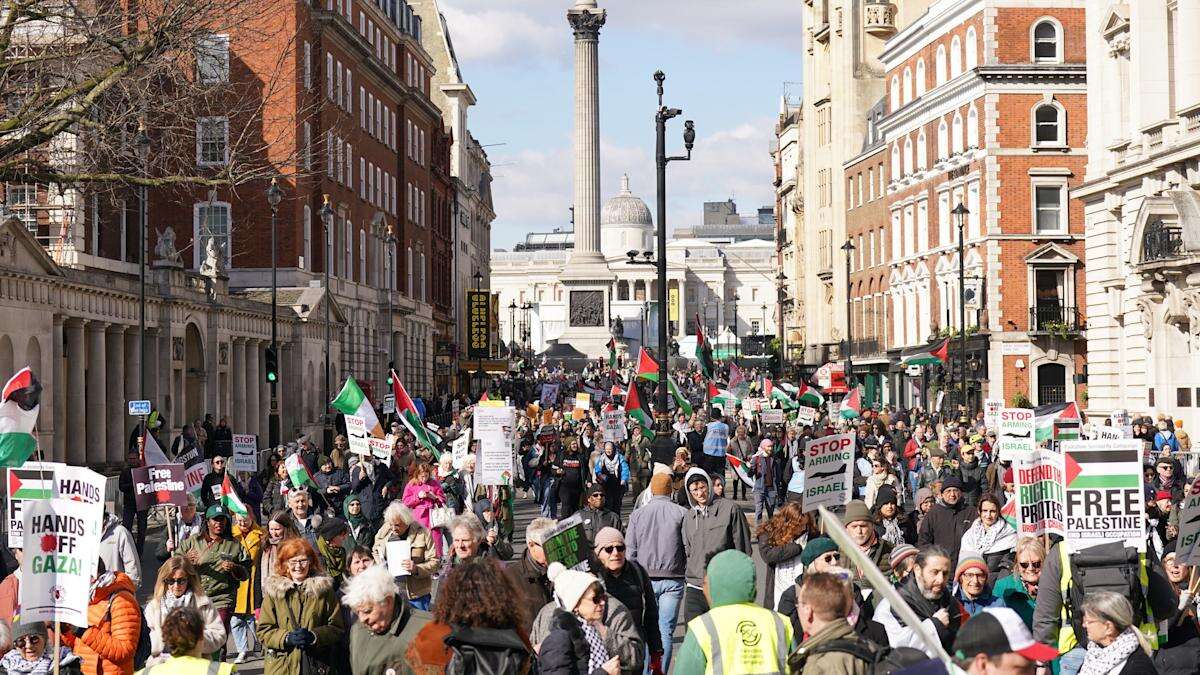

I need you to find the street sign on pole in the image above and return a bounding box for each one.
[127,400,152,416]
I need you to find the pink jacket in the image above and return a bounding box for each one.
[402,479,445,528]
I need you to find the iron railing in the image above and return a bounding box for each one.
[1038,384,1066,405]
[1029,305,1080,333]
[1142,220,1184,263]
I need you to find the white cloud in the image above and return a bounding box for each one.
[440,3,561,65]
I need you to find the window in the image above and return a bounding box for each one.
[326,131,334,176]
[6,184,36,231]
[890,77,900,111]
[194,201,231,269]
[325,53,333,100]
[916,59,926,96]
[359,87,366,128]
[418,251,426,301]
[1178,388,1193,408]
[916,129,928,170]
[344,220,353,279]
[938,191,951,246]
[344,70,352,110]
[867,167,874,201]
[336,60,343,105]
[1033,103,1064,146]
[967,181,981,238]
[952,113,964,154]
[903,136,914,176]
[965,27,978,69]
[303,122,311,169]
[902,67,913,105]
[857,174,864,206]
[303,42,312,90]
[966,107,979,148]
[1033,182,1067,233]
[903,205,915,257]
[196,117,228,166]
[359,158,366,198]
[196,34,229,84]
[406,246,413,296]
[816,105,831,146]
[302,204,311,269]
[359,228,366,284]
[950,36,962,78]
[891,143,901,178]
[891,210,902,262]
[917,200,928,252]
[936,45,947,85]
[1033,20,1061,63]
[345,143,352,187]
[937,119,949,159]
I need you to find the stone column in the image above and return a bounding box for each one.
[52,316,65,463]
[246,341,261,439]
[85,322,106,464]
[566,0,606,264]
[65,321,86,465]
[124,329,138,411]
[232,339,246,433]
[106,325,126,464]
[1179,0,1200,110]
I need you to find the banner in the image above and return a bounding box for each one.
[6,461,63,548]
[1087,425,1125,441]
[668,287,679,323]
[801,432,855,512]
[133,464,188,510]
[1062,439,1145,552]
[1177,479,1200,565]
[997,408,1035,460]
[796,406,818,427]
[984,399,1002,431]
[345,414,370,456]
[20,497,102,626]
[540,383,561,408]
[602,410,628,443]
[451,431,472,470]
[474,405,516,486]
[761,408,785,425]
[173,446,207,495]
[466,290,491,359]
[543,519,588,571]
[231,434,258,473]
[1013,449,1065,538]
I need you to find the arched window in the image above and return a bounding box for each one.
[406,246,413,296]
[916,129,928,170]
[966,107,979,148]
[937,119,949,159]
[915,59,926,96]
[302,204,311,270]
[1032,19,1062,63]
[903,136,914,176]
[936,45,948,85]
[890,77,900,111]
[950,36,962,77]
[902,67,913,105]
[952,112,964,154]
[891,143,901,178]
[1033,102,1065,146]
[965,27,978,69]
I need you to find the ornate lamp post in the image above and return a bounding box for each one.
[841,239,856,388]
[952,201,970,418]
[266,177,283,447]
[319,196,334,440]
[775,271,787,378]
[135,123,150,400]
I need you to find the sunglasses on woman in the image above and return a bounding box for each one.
[15,636,42,649]
[601,545,626,554]
[167,577,189,586]
[1018,560,1042,570]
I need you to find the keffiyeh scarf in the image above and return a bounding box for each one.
[580,617,610,673]
[961,517,1017,555]
[1080,628,1141,675]
[880,518,905,547]
[161,591,193,614]
[602,453,621,476]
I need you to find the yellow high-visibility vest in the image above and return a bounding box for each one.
[688,602,793,675]
[136,656,237,675]
[1056,544,1160,653]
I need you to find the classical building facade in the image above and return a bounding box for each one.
[1075,1,1200,426]
[773,96,804,360]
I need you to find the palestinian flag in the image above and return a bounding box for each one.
[765,379,798,409]
[725,454,755,489]
[0,367,40,467]
[285,453,318,489]
[610,384,626,398]
[708,383,739,410]
[393,370,441,457]
[1000,495,1018,530]
[330,376,385,438]
[7,468,53,500]
[607,337,618,368]
[695,314,714,381]
[840,388,862,419]
[479,390,501,403]
[1064,444,1141,490]
[142,427,171,466]
[1034,402,1082,443]
[900,339,950,367]
[624,381,655,440]
[728,363,750,398]
[667,377,694,417]
[795,381,825,407]
[220,474,249,516]
[636,348,662,382]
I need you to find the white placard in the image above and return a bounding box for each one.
[796,406,818,427]
[368,436,394,461]
[1062,439,1146,552]
[345,414,370,456]
[761,409,785,425]
[983,399,1002,431]
[386,539,412,576]
[801,432,855,512]
[1088,425,1125,440]
[6,461,65,548]
[451,431,472,470]
[997,408,1035,460]
[474,405,516,486]
[602,410,628,442]
[20,498,102,627]
[231,434,258,473]
[1178,479,1200,565]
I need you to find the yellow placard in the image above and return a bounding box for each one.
[575,392,591,409]
[668,287,679,323]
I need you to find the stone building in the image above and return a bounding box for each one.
[772,94,804,361]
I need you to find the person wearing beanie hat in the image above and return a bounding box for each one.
[314,452,349,511]
[917,467,979,566]
[872,488,917,549]
[538,562,622,675]
[177,495,251,615]
[916,446,952,492]
[624,468,689,671]
[842,499,895,580]
[2,621,83,675]
[675,550,793,675]
[591,527,664,670]
[889,544,919,583]
[953,552,1001,617]
[680,467,753,625]
[316,516,350,585]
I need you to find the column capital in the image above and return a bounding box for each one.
[567,7,605,39]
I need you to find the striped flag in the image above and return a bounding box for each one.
[636,347,661,382]
[0,367,40,467]
[900,339,950,367]
[607,337,618,368]
[392,370,441,457]
[1034,402,1081,443]
[795,381,825,407]
[285,453,318,489]
[330,377,384,438]
[765,379,798,409]
[624,380,655,440]
[708,383,739,410]
[840,388,862,419]
[695,314,714,381]
[667,377,693,417]
[220,474,249,516]
[1064,447,1141,489]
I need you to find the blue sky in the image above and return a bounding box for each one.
[440,0,803,249]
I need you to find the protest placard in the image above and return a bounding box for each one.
[796,406,818,427]
[997,408,1035,459]
[540,383,560,407]
[1177,480,1200,565]
[761,408,785,425]
[230,434,258,473]
[20,497,102,626]
[1088,425,1125,440]
[451,431,472,470]
[575,392,590,410]
[386,540,411,576]
[984,399,1002,431]
[602,410,628,442]
[1013,449,1065,538]
[174,446,207,495]
[474,405,516,485]
[801,432,855,512]
[6,461,62,547]
[133,464,188,510]
[543,520,588,571]
[344,414,370,456]
[1062,439,1145,552]
[367,436,394,461]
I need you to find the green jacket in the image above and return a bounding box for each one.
[790,620,872,675]
[993,572,1036,629]
[176,533,250,609]
[348,594,432,675]
[256,574,346,675]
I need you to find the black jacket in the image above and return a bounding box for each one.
[538,610,607,675]
[958,459,987,505]
[596,560,662,654]
[916,499,978,565]
[1117,648,1159,675]
[200,469,243,509]
[578,506,622,545]
[758,531,804,608]
[505,552,553,635]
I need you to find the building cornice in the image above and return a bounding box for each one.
[879,0,984,69]
[975,64,1086,85]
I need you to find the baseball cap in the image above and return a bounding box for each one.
[205,504,229,520]
[953,608,1058,662]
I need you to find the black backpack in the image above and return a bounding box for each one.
[789,637,930,675]
[104,589,152,669]
[445,625,530,675]
[1063,541,1146,646]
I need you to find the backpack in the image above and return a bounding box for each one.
[789,637,930,675]
[105,589,152,669]
[444,625,530,675]
[1063,541,1146,646]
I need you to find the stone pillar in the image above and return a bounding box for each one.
[85,322,106,465]
[52,316,65,463]
[1178,0,1200,110]
[566,0,606,264]
[259,350,270,444]
[106,325,125,464]
[124,329,138,412]
[232,339,246,433]
[65,321,86,465]
[246,341,261,439]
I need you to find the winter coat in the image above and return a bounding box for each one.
[791,619,871,675]
[99,514,142,589]
[401,479,446,531]
[758,532,805,609]
[256,574,345,675]
[347,594,431,675]
[371,520,440,599]
[597,560,662,654]
[232,523,265,614]
[532,601,644,675]
[504,552,553,635]
[992,572,1037,630]
[0,572,17,619]
[200,470,243,510]
[954,586,1002,617]
[404,622,532,675]
[315,468,351,507]
[349,461,393,522]
[680,468,753,586]
[577,506,621,545]
[916,498,978,565]
[176,532,250,610]
[846,539,894,582]
[958,459,987,505]
[536,610,605,675]
[144,592,226,665]
[1154,597,1200,675]
[624,494,688,579]
[74,573,141,675]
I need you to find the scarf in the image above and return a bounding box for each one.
[880,518,905,547]
[1080,628,1141,675]
[602,453,621,477]
[895,572,961,638]
[318,536,346,581]
[579,616,610,673]
[90,572,116,600]
[0,647,76,675]
[961,517,1017,555]
[344,495,366,530]
[161,591,193,614]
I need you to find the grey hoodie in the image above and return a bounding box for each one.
[99,513,142,589]
[680,467,753,587]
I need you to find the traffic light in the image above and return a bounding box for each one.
[265,346,279,383]
[386,362,395,386]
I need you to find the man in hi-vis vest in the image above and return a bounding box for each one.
[675,550,794,675]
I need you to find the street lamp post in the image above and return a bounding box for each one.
[508,300,517,367]
[320,196,334,441]
[375,214,395,379]
[732,292,740,361]
[952,202,970,418]
[522,302,532,358]
[775,272,786,378]
[266,177,283,448]
[134,123,150,401]
[841,239,856,388]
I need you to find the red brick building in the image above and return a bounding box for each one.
[876,0,1088,411]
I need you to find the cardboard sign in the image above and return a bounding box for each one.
[575,392,590,410]
[174,446,207,495]
[543,520,588,571]
[1177,479,1200,565]
[997,408,1035,460]
[451,431,472,470]
[133,464,188,510]
[367,436,394,461]
[540,383,561,407]
[474,405,516,486]
[1062,439,1145,552]
[345,414,370,456]
[1088,425,1125,441]
[984,399,1002,431]
[796,406,818,427]
[761,409,785,425]
[20,497,102,626]
[6,461,64,547]
[231,434,258,473]
[1013,449,1065,538]
[801,432,855,512]
[602,410,628,442]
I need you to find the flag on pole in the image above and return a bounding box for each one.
[725,454,755,489]
[728,362,749,397]
[624,381,655,440]
[708,383,739,410]
[330,376,385,438]
[1034,402,1082,443]
[840,388,862,419]
[695,314,714,381]
[220,474,249,516]
[607,337,618,368]
[0,367,40,467]
[610,384,626,398]
[900,339,951,367]
[285,453,318,489]
[142,428,171,466]
[636,348,661,382]
[796,381,826,407]
[392,370,441,457]
[667,377,693,417]
[765,379,798,409]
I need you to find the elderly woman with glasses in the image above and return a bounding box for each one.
[0,623,83,675]
[256,538,346,675]
[587,527,662,674]
[371,500,441,611]
[144,556,226,666]
[992,537,1045,630]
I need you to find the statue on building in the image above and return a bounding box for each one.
[153,226,182,266]
[199,237,226,277]
[611,316,624,337]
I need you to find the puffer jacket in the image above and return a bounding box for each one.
[789,619,871,675]
[144,591,226,665]
[74,572,141,675]
[532,599,645,674]
[680,468,753,586]
[371,520,440,599]
[233,522,265,614]
[256,574,346,675]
